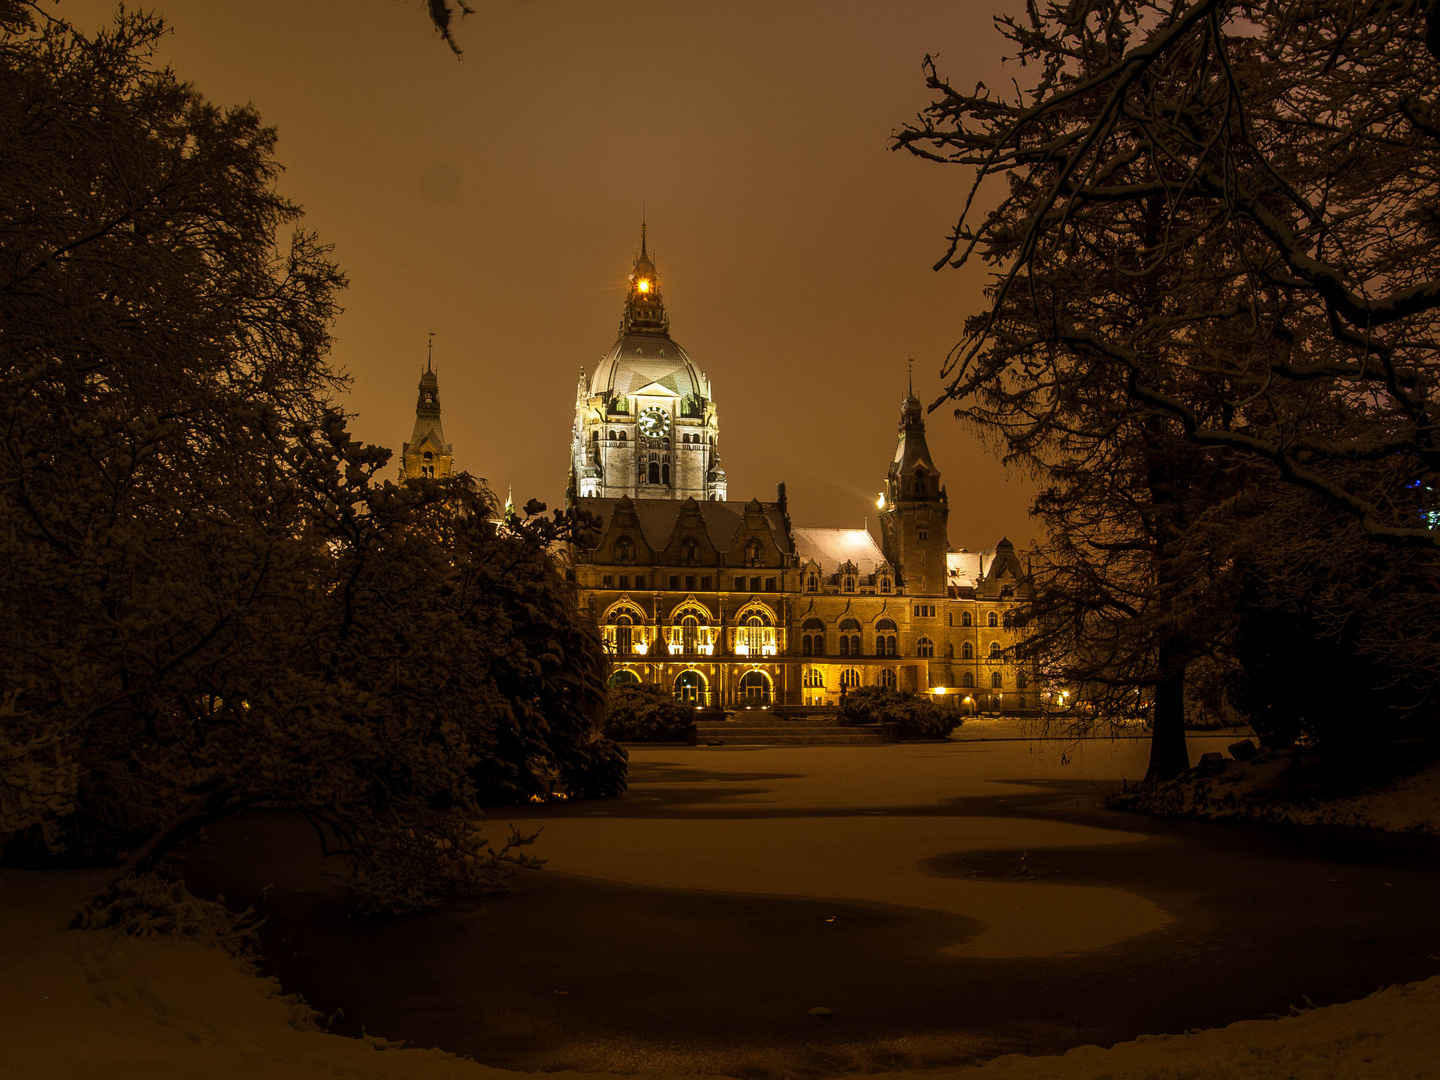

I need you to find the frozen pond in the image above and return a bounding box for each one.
[179,735,1440,1077]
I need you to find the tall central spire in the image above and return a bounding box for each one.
[620,222,669,335]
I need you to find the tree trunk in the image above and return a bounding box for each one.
[106,785,250,886]
[1145,661,1189,782]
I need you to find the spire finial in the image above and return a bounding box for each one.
[908,359,913,397]
[641,204,647,257]
[427,329,435,373]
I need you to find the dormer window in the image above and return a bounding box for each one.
[806,574,818,592]
[843,576,856,593]
[879,575,891,593]
[423,451,433,462]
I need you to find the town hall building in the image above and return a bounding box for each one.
[399,230,1033,712]
[557,230,1034,713]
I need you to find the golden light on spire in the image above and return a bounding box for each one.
[637,279,650,293]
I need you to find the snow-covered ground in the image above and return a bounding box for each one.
[3,867,1436,1079]
[5,737,1439,1079]
[1116,747,1440,836]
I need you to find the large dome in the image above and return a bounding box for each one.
[590,332,709,400]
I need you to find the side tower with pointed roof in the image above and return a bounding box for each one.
[569,226,724,503]
[401,352,453,481]
[878,385,950,596]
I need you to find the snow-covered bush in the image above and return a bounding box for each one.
[840,686,961,740]
[602,685,695,742]
[70,873,262,960]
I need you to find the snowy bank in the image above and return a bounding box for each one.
[3,868,1439,1080]
[1111,746,1440,836]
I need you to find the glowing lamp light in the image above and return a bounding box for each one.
[877,493,886,509]
[634,641,648,655]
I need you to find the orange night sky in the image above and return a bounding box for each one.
[63,0,1039,551]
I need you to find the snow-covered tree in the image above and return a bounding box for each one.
[895,0,1440,773]
[0,8,618,911]
[898,0,1440,548]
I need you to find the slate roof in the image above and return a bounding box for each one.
[792,528,887,576]
[575,496,791,554]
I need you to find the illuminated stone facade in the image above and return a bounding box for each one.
[566,234,1033,713]
[568,228,725,502]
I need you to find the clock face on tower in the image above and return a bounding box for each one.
[638,406,671,439]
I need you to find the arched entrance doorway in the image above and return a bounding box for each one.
[738,669,772,706]
[609,669,640,688]
[674,669,707,705]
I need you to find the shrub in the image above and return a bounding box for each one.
[841,685,961,740]
[559,737,630,798]
[602,685,696,742]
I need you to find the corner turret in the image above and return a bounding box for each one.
[879,378,950,595]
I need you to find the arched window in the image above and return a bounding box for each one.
[745,539,763,567]
[989,641,1002,658]
[618,431,627,442]
[682,615,699,654]
[806,575,818,592]
[615,614,633,655]
[961,672,975,688]
[802,618,824,630]
[1016,670,1028,690]
[609,669,639,687]
[675,669,707,703]
[988,611,999,627]
[739,669,772,704]
[743,614,767,654]
[944,642,954,658]
[803,668,824,688]
[962,611,972,627]
[843,576,856,593]
[648,461,660,484]
[876,618,896,632]
[917,637,934,658]
[879,668,897,690]
[962,641,973,659]
[991,671,1003,688]
[608,430,617,441]
[840,668,860,689]
[662,462,671,485]
[839,635,850,657]
[801,634,812,656]
[879,575,891,593]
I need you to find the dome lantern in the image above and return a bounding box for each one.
[621,223,669,335]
